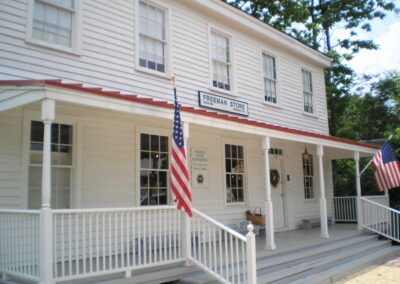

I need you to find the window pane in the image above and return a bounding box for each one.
[160,136,168,152]
[150,152,159,169]
[159,188,167,205]
[159,171,167,187]
[150,135,159,151]
[59,145,72,165]
[140,151,150,168]
[140,170,149,187]
[225,144,231,158]
[149,171,158,187]
[28,166,42,209]
[225,159,231,173]
[60,124,72,144]
[160,153,168,169]
[51,124,59,144]
[141,134,150,150]
[31,121,44,142]
[140,188,149,205]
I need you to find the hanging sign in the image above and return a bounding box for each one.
[190,148,209,187]
[198,91,249,116]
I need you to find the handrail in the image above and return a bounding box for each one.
[192,208,247,241]
[361,197,400,243]
[360,197,398,213]
[190,208,256,284]
[52,205,176,214]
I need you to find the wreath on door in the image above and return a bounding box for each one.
[270,169,280,188]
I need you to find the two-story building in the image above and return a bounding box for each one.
[0,1,397,284]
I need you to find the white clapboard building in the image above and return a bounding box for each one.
[1,1,399,283]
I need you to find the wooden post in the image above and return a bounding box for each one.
[262,136,276,250]
[39,99,54,283]
[354,151,363,230]
[182,121,192,266]
[246,224,257,284]
[41,99,54,208]
[317,145,329,238]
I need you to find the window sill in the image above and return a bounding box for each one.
[262,101,283,109]
[26,38,81,56]
[225,202,247,207]
[209,86,236,97]
[135,66,171,80]
[304,198,317,202]
[302,111,318,119]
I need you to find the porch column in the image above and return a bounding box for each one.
[317,145,329,238]
[182,121,192,266]
[39,99,55,284]
[262,136,276,250]
[354,151,363,230]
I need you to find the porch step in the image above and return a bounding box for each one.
[177,233,399,284]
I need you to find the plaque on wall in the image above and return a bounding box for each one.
[190,148,209,187]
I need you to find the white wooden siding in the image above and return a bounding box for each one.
[0,0,329,135]
[0,103,331,230]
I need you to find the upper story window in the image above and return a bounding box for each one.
[263,54,278,104]
[211,31,231,92]
[32,0,75,48]
[302,69,314,114]
[225,144,245,204]
[302,150,314,200]
[138,1,166,73]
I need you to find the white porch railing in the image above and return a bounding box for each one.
[52,206,183,281]
[361,197,400,243]
[0,207,257,283]
[0,210,40,282]
[190,209,257,284]
[333,197,357,222]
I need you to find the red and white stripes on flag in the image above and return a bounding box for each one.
[372,142,400,191]
[170,87,192,217]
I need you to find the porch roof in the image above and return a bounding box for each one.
[0,79,379,155]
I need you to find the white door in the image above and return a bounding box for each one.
[270,156,286,230]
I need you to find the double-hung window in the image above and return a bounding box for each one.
[31,0,76,48]
[302,152,314,200]
[211,31,231,91]
[28,121,73,209]
[263,54,278,103]
[138,1,167,73]
[302,69,314,113]
[139,133,169,206]
[225,144,245,203]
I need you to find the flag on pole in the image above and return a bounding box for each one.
[170,87,192,217]
[372,142,400,191]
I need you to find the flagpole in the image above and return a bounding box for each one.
[360,134,393,176]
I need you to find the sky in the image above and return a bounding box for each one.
[345,1,400,76]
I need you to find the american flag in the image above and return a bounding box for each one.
[372,142,400,191]
[170,87,192,217]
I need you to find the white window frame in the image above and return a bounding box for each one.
[135,0,171,78]
[222,138,247,206]
[22,110,81,209]
[261,51,281,107]
[26,0,82,55]
[302,68,316,115]
[209,26,235,96]
[302,152,315,200]
[136,126,171,207]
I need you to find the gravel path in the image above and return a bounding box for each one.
[335,256,400,283]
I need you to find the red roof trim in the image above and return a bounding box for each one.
[0,80,379,150]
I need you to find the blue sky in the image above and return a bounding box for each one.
[346,0,400,75]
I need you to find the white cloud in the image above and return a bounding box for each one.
[349,21,400,75]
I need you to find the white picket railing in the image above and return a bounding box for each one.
[333,197,357,222]
[52,206,184,281]
[190,209,257,284]
[0,210,40,281]
[361,197,400,243]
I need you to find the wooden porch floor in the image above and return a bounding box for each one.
[255,223,359,258]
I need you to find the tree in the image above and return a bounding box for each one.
[225,0,397,135]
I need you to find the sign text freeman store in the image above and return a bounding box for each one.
[198,91,249,116]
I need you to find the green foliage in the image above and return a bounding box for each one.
[225,0,397,135]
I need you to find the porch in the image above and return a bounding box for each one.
[0,80,397,284]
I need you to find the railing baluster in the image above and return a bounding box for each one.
[83,213,86,274]
[120,211,124,268]
[68,213,72,276]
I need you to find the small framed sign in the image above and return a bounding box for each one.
[190,148,209,187]
[198,91,249,116]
